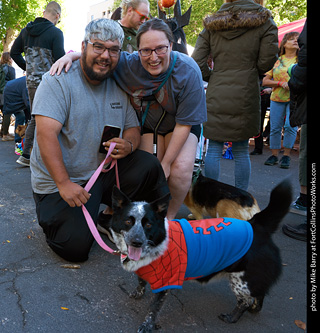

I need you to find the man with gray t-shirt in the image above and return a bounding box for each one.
[31,19,169,262]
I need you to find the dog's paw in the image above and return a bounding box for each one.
[130,287,145,299]
[218,312,238,324]
[248,297,263,313]
[137,321,154,333]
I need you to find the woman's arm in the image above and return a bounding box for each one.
[161,124,191,179]
[262,74,289,90]
[49,52,81,76]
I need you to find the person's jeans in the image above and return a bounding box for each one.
[205,140,251,191]
[2,110,25,141]
[269,101,298,150]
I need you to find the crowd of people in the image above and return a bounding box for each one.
[0,0,307,262]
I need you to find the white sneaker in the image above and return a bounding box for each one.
[16,156,30,167]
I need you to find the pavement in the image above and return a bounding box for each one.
[0,135,307,333]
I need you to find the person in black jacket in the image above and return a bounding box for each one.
[282,20,307,241]
[10,1,65,167]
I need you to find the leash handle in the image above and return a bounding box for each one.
[82,142,120,255]
[84,142,119,192]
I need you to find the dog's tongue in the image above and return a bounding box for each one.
[128,246,142,261]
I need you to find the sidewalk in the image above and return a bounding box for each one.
[0,139,306,332]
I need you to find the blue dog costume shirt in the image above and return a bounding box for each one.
[136,218,253,293]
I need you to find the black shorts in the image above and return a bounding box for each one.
[142,124,201,141]
[33,150,169,262]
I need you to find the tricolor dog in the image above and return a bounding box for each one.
[110,180,292,332]
[184,171,260,220]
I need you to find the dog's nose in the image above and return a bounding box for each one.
[131,240,143,248]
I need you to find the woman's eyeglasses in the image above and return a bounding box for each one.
[133,8,149,22]
[139,45,169,57]
[87,41,121,57]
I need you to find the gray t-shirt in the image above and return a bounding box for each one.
[30,60,139,194]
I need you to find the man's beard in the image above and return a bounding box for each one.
[81,51,114,82]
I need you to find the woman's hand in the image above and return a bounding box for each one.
[280,81,289,90]
[161,161,171,180]
[50,52,81,76]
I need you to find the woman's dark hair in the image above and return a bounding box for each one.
[279,31,300,57]
[0,52,12,65]
[136,18,174,48]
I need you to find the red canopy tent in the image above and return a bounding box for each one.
[278,18,306,45]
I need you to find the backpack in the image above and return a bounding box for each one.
[0,64,8,94]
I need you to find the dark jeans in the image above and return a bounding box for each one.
[254,96,270,152]
[23,87,37,156]
[33,150,169,262]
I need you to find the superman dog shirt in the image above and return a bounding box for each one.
[136,218,254,293]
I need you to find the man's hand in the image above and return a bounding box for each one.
[102,137,132,159]
[102,127,140,159]
[58,180,91,207]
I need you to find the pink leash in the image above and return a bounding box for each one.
[82,142,120,255]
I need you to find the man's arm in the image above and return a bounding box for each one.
[35,115,91,207]
[52,30,65,61]
[10,32,27,71]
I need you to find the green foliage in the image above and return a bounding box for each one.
[182,0,307,46]
[265,0,307,25]
[0,0,64,53]
[180,0,224,46]
[98,0,307,47]
[2,0,305,53]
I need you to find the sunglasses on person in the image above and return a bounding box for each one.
[133,8,149,22]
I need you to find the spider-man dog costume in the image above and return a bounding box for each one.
[110,181,292,332]
[136,218,253,292]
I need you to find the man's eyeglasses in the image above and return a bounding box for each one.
[133,8,149,22]
[87,41,121,57]
[139,45,169,57]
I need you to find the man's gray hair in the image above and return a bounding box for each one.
[83,19,124,46]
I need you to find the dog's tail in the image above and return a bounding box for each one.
[249,179,292,234]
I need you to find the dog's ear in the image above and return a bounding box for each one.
[112,186,131,211]
[150,193,171,218]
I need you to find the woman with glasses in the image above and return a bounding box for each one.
[50,18,207,221]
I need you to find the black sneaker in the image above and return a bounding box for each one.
[264,155,278,166]
[290,196,307,216]
[97,211,115,243]
[282,222,307,241]
[279,155,291,169]
[250,148,262,155]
